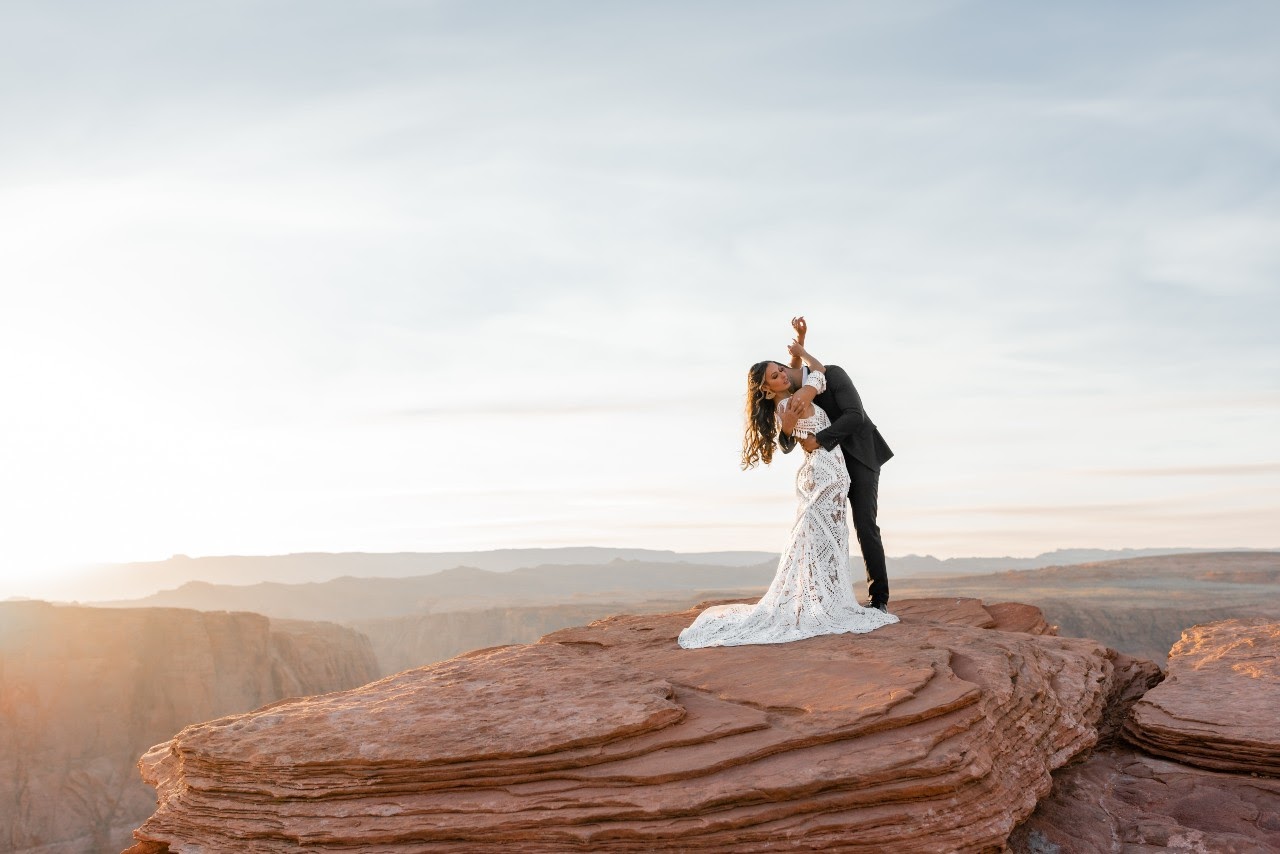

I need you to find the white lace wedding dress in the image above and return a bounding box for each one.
[678,371,899,648]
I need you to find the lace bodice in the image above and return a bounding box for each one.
[779,370,830,440]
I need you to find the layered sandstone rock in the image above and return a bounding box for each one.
[1122,618,1280,775]
[0,602,378,854]
[1011,618,1280,853]
[1008,747,1280,854]
[1095,650,1164,745]
[128,597,1124,853]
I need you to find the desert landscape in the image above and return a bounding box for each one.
[94,548,1280,669]
[3,548,1279,852]
[8,1,1277,851]
[121,596,1280,852]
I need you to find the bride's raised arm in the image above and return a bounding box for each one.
[788,316,807,369]
[778,342,826,436]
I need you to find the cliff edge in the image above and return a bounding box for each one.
[1010,617,1280,852]
[0,601,379,854]
[125,597,1144,852]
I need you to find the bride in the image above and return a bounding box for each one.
[678,338,898,649]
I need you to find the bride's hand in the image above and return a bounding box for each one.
[791,316,807,340]
[786,339,807,360]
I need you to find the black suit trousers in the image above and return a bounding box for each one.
[848,458,889,605]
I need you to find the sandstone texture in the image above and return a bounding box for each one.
[128,597,1125,853]
[1123,618,1280,775]
[0,602,378,854]
[1009,618,1280,853]
[1095,651,1164,746]
[1008,747,1280,854]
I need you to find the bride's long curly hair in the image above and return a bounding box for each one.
[742,360,781,469]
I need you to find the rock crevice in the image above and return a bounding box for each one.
[1012,617,1280,853]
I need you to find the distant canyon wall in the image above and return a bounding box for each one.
[353,597,1280,677]
[350,599,705,677]
[1037,600,1280,663]
[0,602,378,854]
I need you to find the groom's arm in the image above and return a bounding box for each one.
[813,365,869,451]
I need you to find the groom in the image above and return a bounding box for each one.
[778,317,894,611]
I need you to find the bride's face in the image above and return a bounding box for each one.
[761,362,791,396]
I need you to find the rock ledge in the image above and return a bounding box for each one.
[127,598,1123,853]
[1124,617,1280,775]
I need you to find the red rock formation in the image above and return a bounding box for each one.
[1008,747,1280,853]
[127,598,1125,853]
[1012,618,1280,853]
[1123,618,1280,775]
[978,601,1055,635]
[1096,650,1163,746]
[0,602,378,854]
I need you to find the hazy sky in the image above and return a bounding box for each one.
[2,1,1278,597]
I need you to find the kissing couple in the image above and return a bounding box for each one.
[679,316,898,649]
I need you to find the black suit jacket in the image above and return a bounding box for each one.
[780,365,893,472]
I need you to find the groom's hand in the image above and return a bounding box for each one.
[800,436,820,452]
[779,406,799,435]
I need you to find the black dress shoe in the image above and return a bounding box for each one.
[867,601,888,613]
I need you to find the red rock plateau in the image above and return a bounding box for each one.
[1124,618,1280,775]
[127,597,1151,853]
[0,602,379,854]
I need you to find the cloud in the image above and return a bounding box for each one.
[913,499,1193,519]
[3,0,1279,582]
[389,402,671,418]
[1094,463,1280,477]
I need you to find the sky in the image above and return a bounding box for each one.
[2,1,1278,598]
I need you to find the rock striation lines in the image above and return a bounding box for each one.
[1124,617,1280,776]
[126,598,1126,853]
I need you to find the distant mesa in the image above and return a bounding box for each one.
[57,547,780,602]
[94,559,782,624]
[31,545,1260,604]
[90,550,1280,672]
